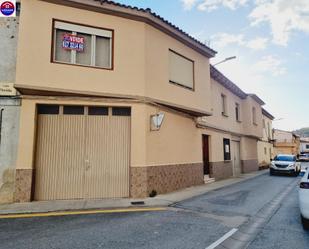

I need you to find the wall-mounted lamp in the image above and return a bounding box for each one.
[150,113,165,131]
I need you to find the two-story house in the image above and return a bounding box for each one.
[257,108,275,168]
[197,65,265,180]
[1,0,270,204]
[13,0,219,202]
[273,129,300,156]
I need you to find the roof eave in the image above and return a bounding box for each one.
[262,108,275,120]
[40,0,217,58]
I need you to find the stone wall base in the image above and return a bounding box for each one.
[130,163,204,198]
[14,169,34,203]
[0,168,15,204]
[209,161,233,180]
[242,159,259,173]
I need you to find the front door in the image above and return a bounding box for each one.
[232,141,241,176]
[202,135,210,175]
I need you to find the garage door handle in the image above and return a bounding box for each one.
[85,160,90,170]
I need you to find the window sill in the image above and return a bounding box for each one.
[236,120,242,123]
[169,80,194,92]
[253,122,258,126]
[224,160,232,163]
[51,60,113,71]
[222,112,229,117]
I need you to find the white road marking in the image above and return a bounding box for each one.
[205,228,238,249]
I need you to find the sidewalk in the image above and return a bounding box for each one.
[0,170,268,215]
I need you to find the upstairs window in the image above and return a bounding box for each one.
[52,20,113,69]
[221,94,227,116]
[235,103,240,121]
[268,123,272,139]
[169,50,194,90]
[252,107,257,125]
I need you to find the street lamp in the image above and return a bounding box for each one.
[213,56,236,66]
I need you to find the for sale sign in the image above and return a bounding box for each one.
[0,1,16,17]
[62,34,85,52]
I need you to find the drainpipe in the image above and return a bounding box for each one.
[0,108,3,145]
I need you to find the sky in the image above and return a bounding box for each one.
[115,0,308,131]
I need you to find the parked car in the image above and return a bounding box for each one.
[299,167,309,229]
[270,154,301,176]
[299,153,309,162]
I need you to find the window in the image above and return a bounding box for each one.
[53,20,113,69]
[268,123,271,139]
[221,94,227,116]
[252,107,257,125]
[169,50,194,90]
[63,106,84,115]
[223,138,231,161]
[112,107,131,116]
[306,145,309,149]
[88,107,108,116]
[263,119,266,128]
[264,147,267,155]
[235,103,240,121]
[37,105,59,115]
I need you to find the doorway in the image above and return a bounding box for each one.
[232,141,241,176]
[202,135,210,175]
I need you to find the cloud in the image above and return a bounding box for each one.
[198,0,248,11]
[211,33,268,50]
[211,33,245,48]
[181,0,249,11]
[246,37,268,50]
[254,55,286,76]
[249,0,309,46]
[181,0,198,10]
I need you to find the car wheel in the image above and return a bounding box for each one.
[301,215,309,230]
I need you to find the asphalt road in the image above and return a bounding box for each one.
[1,164,308,249]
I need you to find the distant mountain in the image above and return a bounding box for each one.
[293,127,309,137]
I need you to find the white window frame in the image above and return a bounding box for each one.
[53,20,113,69]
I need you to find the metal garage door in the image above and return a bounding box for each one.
[34,105,130,201]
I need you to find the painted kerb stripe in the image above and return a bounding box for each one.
[0,207,167,219]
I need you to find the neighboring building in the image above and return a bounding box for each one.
[196,66,265,180]
[0,4,21,204]
[300,138,309,153]
[257,108,274,168]
[273,129,300,156]
[1,0,269,204]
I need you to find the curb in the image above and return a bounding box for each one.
[0,170,269,216]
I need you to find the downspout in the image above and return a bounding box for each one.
[0,108,3,145]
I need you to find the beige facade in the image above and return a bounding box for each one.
[257,109,274,168]
[5,0,268,203]
[196,66,264,180]
[273,129,300,156]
